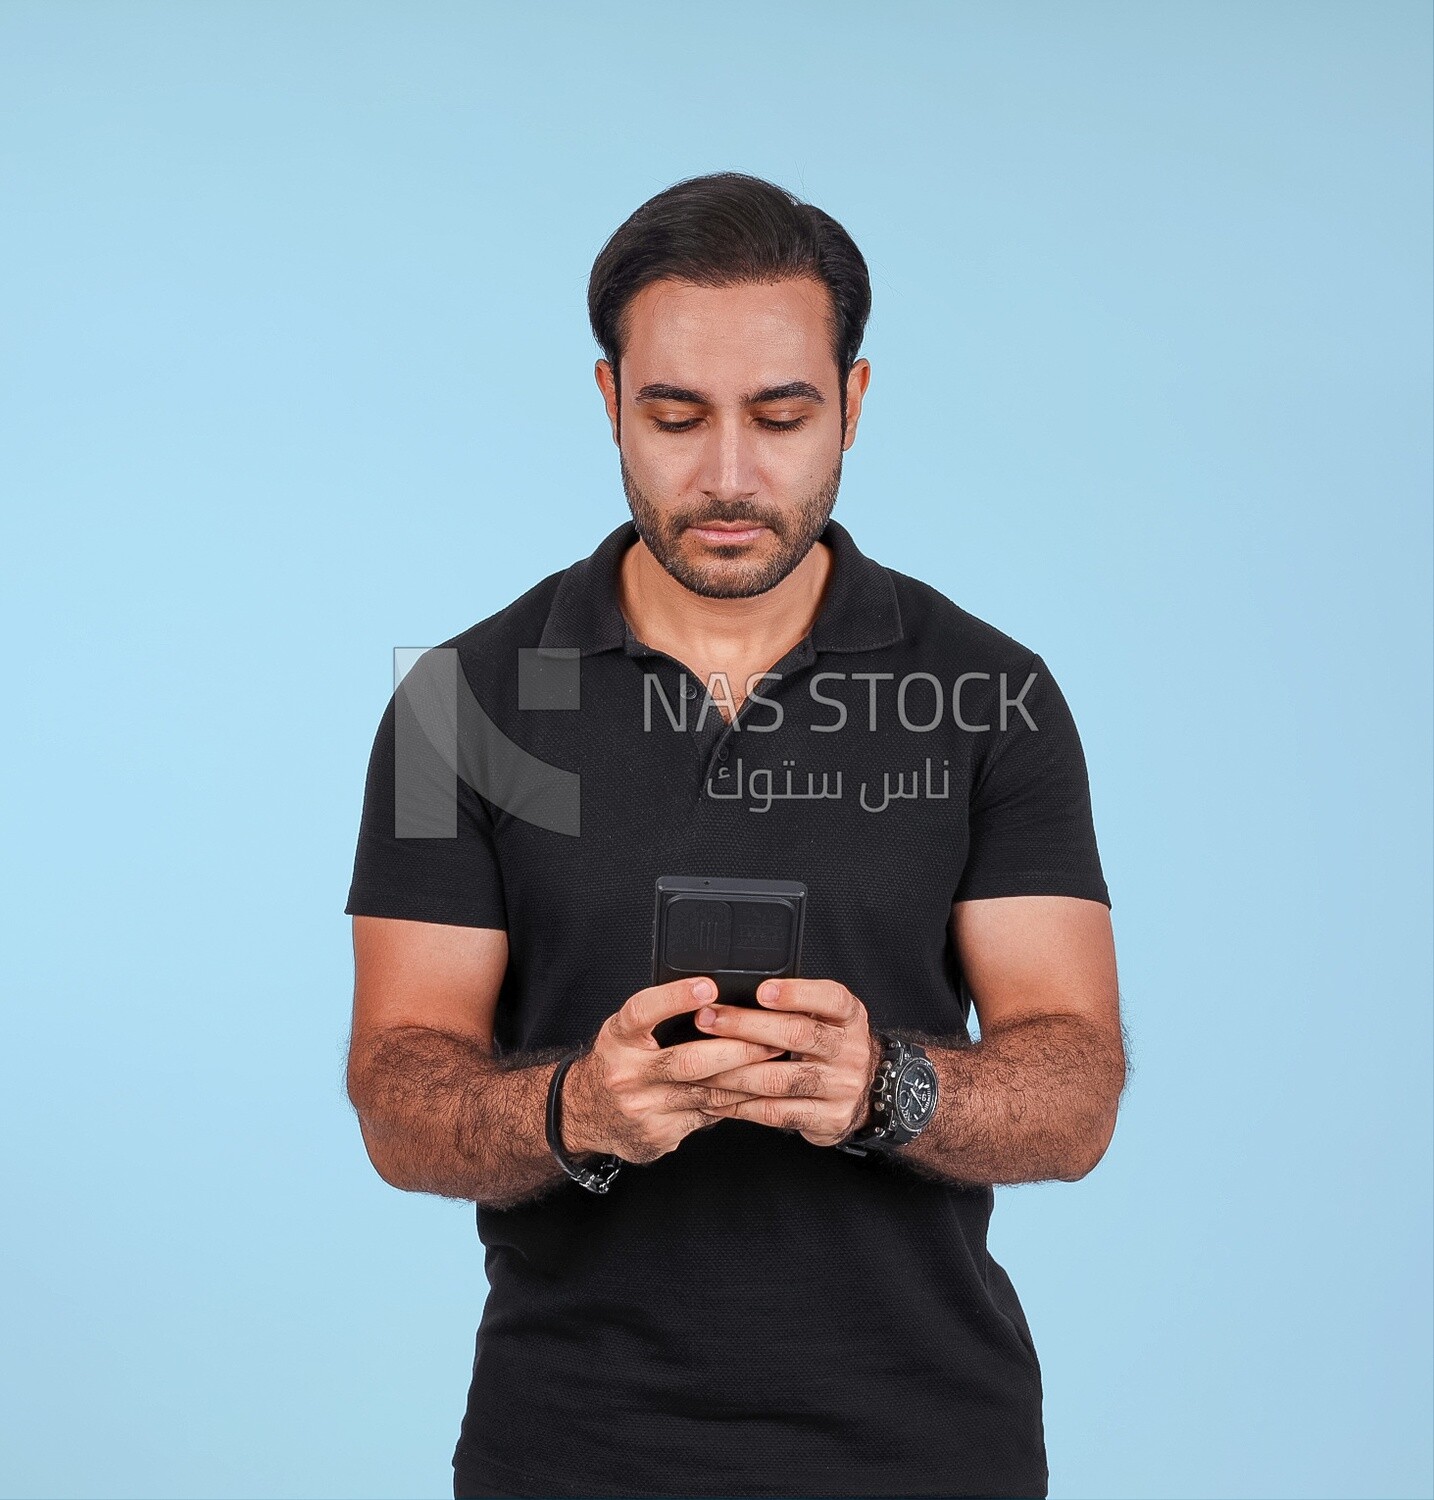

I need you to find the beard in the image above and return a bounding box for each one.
[619,450,844,600]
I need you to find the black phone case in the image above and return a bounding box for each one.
[650,875,807,1048]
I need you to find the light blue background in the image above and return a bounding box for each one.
[3,3,1429,1497]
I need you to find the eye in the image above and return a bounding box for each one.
[650,414,809,434]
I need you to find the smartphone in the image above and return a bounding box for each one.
[650,875,807,1048]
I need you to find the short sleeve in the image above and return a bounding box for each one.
[343,660,509,930]
[954,652,1110,908]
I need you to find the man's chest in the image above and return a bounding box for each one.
[488,660,977,997]
[479,639,995,1057]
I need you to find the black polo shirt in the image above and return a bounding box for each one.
[345,515,1110,1499]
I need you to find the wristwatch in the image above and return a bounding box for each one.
[836,1032,940,1156]
[546,1045,622,1193]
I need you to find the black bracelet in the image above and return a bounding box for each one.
[545,1045,622,1193]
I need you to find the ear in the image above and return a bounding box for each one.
[841,358,872,451]
[595,359,620,446]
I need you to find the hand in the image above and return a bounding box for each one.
[689,978,883,1149]
[562,977,787,1165]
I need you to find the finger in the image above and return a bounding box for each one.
[612,976,719,1043]
[699,1058,829,1098]
[704,1096,824,1132]
[683,1082,766,1110]
[695,1003,836,1057]
[754,977,860,1024]
[683,1106,747,1138]
[651,1037,786,1084]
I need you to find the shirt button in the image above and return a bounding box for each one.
[682,681,696,699]
[717,746,728,760]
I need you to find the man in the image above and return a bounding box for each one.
[344,171,1126,1500]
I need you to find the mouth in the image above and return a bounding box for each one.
[689,522,767,544]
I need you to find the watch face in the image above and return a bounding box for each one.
[894,1057,939,1130]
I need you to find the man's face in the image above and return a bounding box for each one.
[595,277,870,600]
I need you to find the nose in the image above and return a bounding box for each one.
[696,413,761,507]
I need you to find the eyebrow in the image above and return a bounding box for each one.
[633,381,826,407]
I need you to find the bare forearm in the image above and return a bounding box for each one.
[349,1026,599,1209]
[890,1013,1127,1187]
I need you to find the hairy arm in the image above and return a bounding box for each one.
[352,1025,586,1209]
[345,917,607,1210]
[889,896,1128,1187]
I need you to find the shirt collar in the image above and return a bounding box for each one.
[536,515,905,658]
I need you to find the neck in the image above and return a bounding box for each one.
[618,537,833,681]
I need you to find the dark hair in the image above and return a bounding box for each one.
[587,171,871,432]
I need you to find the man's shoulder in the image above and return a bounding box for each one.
[432,565,568,670]
[884,563,1041,673]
